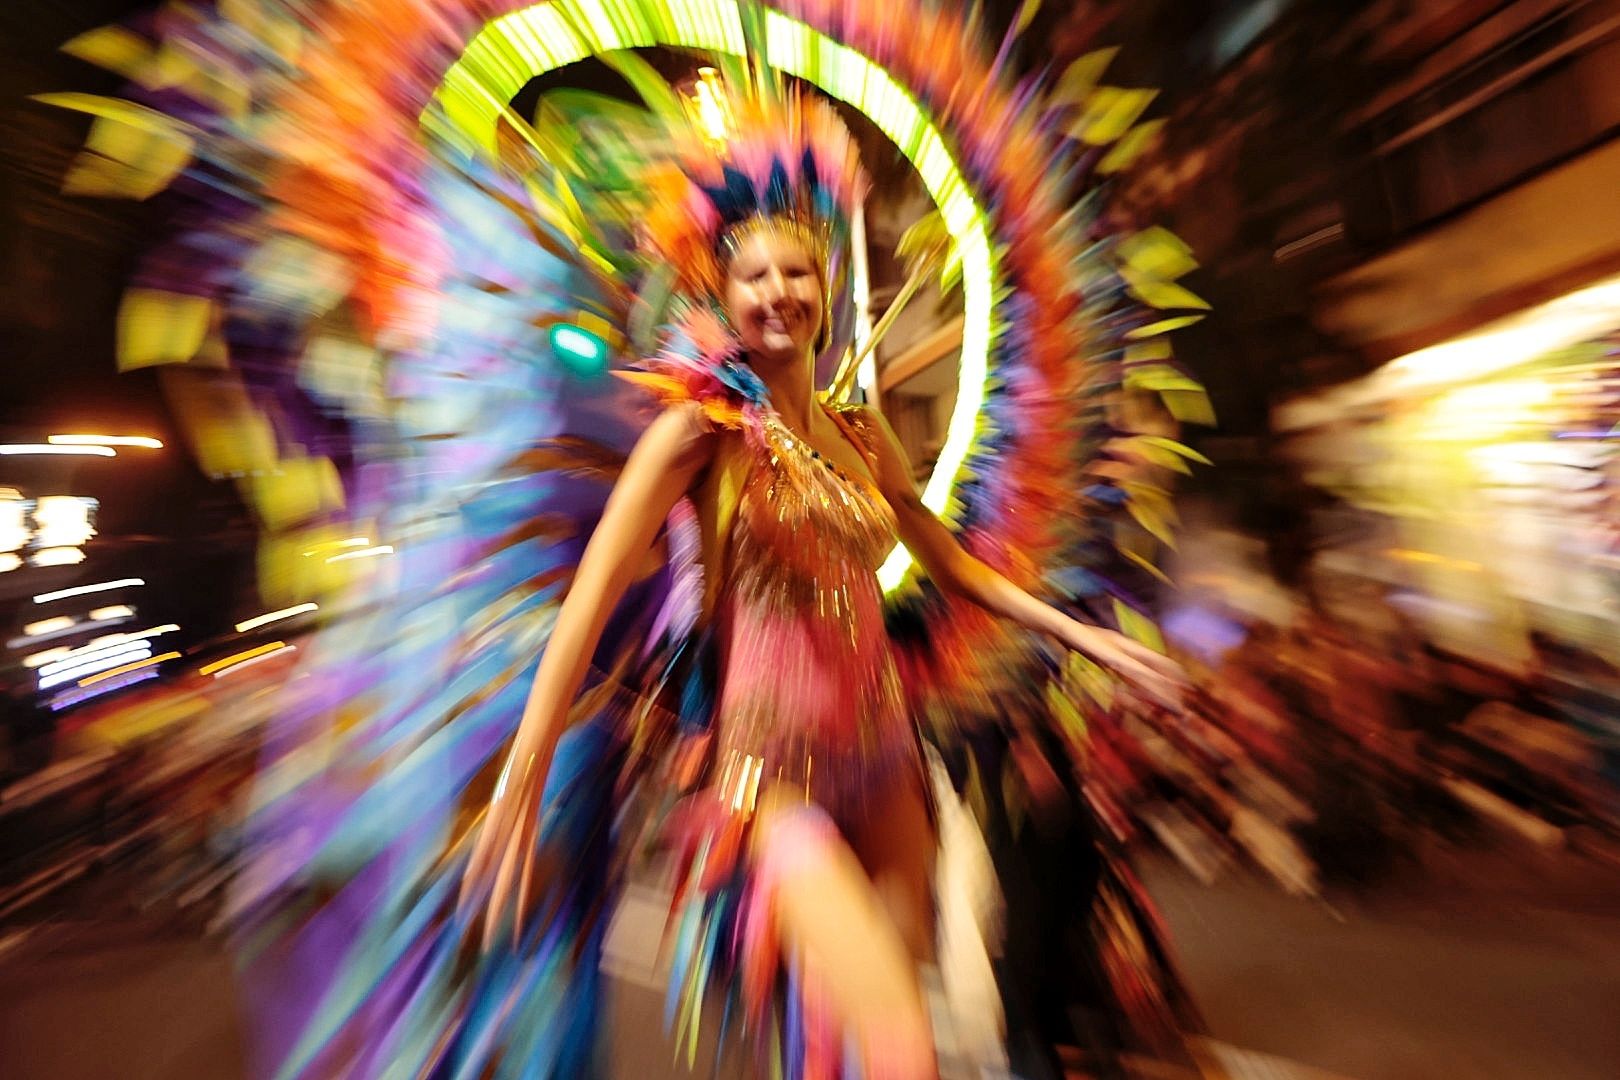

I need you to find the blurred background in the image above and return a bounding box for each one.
[3,2,1619,1079]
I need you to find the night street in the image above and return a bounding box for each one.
[5,854,1617,1080]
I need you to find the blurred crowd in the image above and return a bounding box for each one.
[1088,565,1620,905]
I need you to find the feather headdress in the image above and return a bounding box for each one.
[640,82,867,302]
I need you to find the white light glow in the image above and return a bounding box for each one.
[0,553,20,573]
[302,537,370,557]
[39,639,151,680]
[326,544,394,563]
[0,497,27,553]
[1383,273,1620,393]
[0,444,116,457]
[23,647,71,669]
[89,604,136,621]
[851,199,877,402]
[33,496,97,548]
[48,434,163,449]
[33,578,144,604]
[31,547,86,567]
[39,643,153,690]
[236,602,318,632]
[23,616,76,637]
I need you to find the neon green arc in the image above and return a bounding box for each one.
[426,0,995,589]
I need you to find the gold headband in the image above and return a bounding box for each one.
[717,214,831,273]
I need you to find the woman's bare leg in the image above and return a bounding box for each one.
[847,772,938,966]
[751,788,937,1080]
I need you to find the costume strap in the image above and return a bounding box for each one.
[820,398,884,473]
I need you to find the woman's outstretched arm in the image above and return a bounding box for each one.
[858,406,1183,705]
[461,402,714,944]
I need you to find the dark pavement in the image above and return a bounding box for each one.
[2,853,1618,1080]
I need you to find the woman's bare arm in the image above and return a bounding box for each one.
[462,402,714,937]
[510,403,714,766]
[858,406,1182,700]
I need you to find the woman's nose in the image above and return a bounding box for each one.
[759,267,787,300]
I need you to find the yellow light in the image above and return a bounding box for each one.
[690,68,731,142]
[207,642,296,678]
[0,444,116,457]
[48,434,163,449]
[31,547,87,566]
[199,641,286,676]
[89,604,136,621]
[1383,273,1620,393]
[236,602,318,632]
[79,650,180,687]
[24,616,76,637]
[0,553,19,573]
[23,647,71,669]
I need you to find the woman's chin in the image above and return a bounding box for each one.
[746,334,811,365]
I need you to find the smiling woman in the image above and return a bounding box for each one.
[42,1,1209,1077]
[426,0,999,590]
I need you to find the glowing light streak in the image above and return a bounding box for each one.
[39,644,154,690]
[236,603,318,633]
[26,624,179,670]
[88,604,135,621]
[77,650,181,687]
[33,578,144,604]
[209,643,296,679]
[1383,273,1620,393]
[38,638,151,679]
[199,641,287,676]
[48,434,163,449]
[31,547,86,566]
[0,444,116,457]
[49,669,159,712]
[23,616,76,637]
[326,544,394,563]
[0,553,19,573]
[302,537,370,556]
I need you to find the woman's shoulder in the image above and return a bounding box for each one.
[819,396,886,457]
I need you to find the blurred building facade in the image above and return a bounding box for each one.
[1109,0,1620,667]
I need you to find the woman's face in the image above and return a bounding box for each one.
[722,226,824,366]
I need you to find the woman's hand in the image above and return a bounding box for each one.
[1061,620,1187,711]
[458,742,550,950]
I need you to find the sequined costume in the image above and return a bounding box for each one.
[705,398,917,819]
